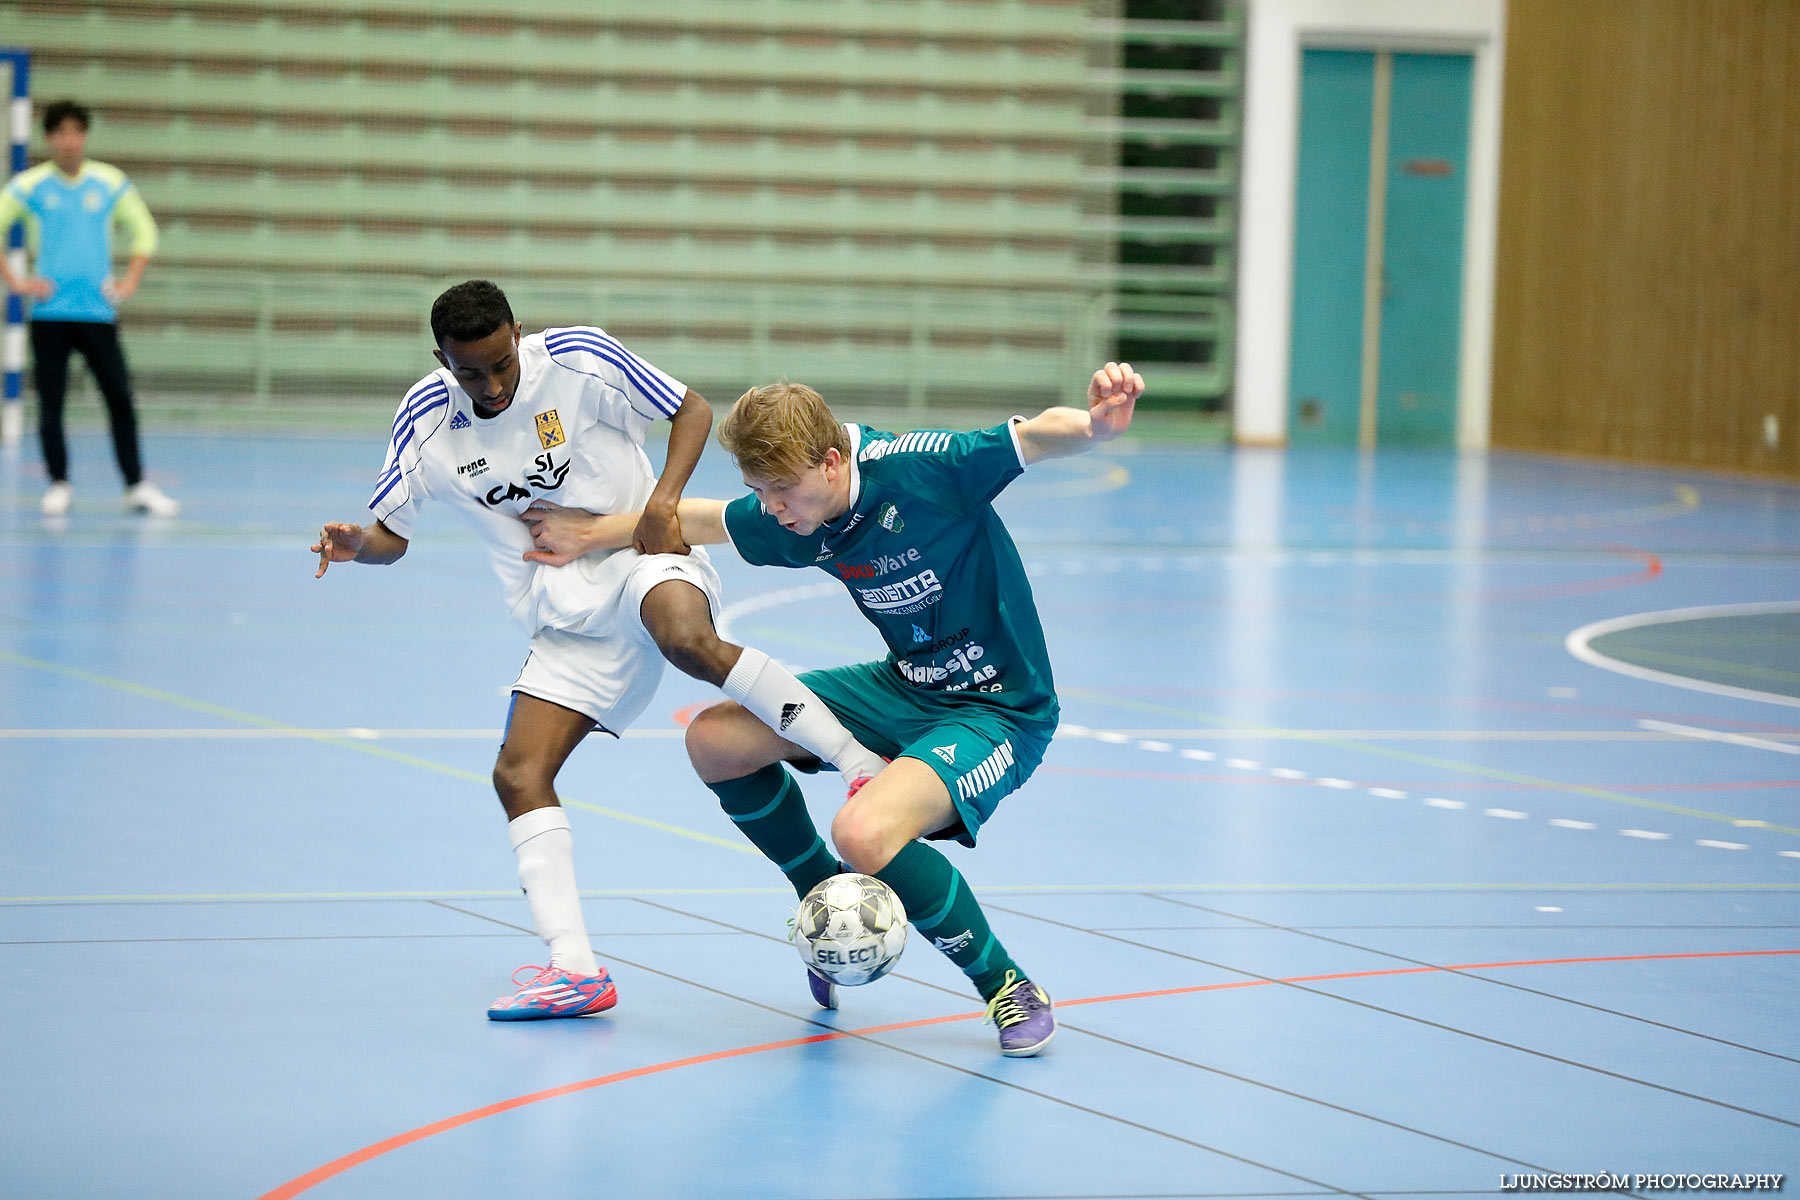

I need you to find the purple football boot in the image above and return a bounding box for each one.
[806,966,839,1010]
[985,970,1054,1056]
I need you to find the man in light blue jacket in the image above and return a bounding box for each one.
[0,99,178,516]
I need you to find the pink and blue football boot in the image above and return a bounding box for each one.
[487,964,618,1020]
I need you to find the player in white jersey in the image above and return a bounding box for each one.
[311,281,885,1020]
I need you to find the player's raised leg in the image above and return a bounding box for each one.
[686,699,844,901]
[640,575,887,782]
[831,759,1054,1056]
[485,692,617,1020]
[686,699,848,1009]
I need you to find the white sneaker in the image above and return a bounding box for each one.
[41,482,72,516]
[125,480,180,517]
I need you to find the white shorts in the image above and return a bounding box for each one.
[512,548,723,733]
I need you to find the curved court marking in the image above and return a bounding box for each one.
[721,562,1789,838]
[1567,602,1800,710]
[713,579,841,647]
[255,947,1799,1200]
[716,575,1792,838]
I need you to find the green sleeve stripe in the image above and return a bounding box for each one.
[85,161,127,189]
[9,162,54,192]
[113,186,159,257]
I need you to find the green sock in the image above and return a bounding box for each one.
[709,764,839,899]
[875,840,1021,1000]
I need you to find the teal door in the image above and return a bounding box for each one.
[1288,49,1472,448]
[1288,50,1374,445]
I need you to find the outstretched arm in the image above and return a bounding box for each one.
[632,389,710,555]
[312,520,408,578]
[1013,361,1145,466]
[523,498,730,567]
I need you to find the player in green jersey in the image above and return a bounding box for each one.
[520,361,1143,1055]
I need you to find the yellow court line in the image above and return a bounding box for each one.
[1008,456,1130,499]
[699,604,1800,838]
[0,649,756,856]
[1058,686,1800,837]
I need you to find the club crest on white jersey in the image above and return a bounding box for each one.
[365,326,688,623]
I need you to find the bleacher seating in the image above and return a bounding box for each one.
[4,0,1240,412]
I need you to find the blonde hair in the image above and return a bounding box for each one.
[717,380,850,483]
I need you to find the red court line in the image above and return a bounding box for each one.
[257,947,1799,1199]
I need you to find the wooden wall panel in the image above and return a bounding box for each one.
[1492,0,1800,476]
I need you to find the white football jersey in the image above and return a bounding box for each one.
[368,326,700,633]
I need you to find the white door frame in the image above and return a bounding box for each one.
[1234,0,1507,450]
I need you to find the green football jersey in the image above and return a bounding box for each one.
[723,421,1058,724]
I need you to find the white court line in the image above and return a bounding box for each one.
[1048,728,1800,742]
[1637,719,1800,756]
[12,879,1800,905]
[0,727,684,739]
[1565,601,1800,709]
[713,579,840,649]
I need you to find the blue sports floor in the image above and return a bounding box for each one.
[2,425,1797,1199]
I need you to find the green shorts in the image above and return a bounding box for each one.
[797,660,1056,847]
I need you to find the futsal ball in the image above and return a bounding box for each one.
[793,873,908,986]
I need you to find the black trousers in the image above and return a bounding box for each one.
[30,319,144,486]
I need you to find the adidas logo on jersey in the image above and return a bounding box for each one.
[450,410,471,430]
[779,702,804,731]
[932,744,957,765]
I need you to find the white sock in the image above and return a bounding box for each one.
[507,807,600,978]
[721,647,886,780]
